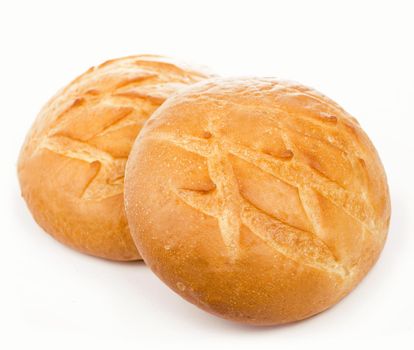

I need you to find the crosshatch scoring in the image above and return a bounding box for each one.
[34,56,210,201]
[18,55,212,261]
[139,80,385,279]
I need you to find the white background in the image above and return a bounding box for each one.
[1,0,413,349]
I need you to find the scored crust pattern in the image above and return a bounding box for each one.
[39,95,147,200]
[39,96,151,200]
[148,110,377,277]
[41,129,129,201]
[35,56,208,201]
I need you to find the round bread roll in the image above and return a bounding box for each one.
[125,77,391,324]
[18,55,211,261]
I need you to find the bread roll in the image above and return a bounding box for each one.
[124,77,391,324]
[18,55,211,261]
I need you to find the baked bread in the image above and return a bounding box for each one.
[18,55,211,261]
[124,77,391,324]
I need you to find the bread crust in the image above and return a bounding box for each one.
[18,55,211,261]
[125,77,391,323]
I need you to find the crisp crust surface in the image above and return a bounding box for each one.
[125,77,391,323]
[18,55,211,261]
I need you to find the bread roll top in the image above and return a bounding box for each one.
[125,77,390,324]
[18,55,211,261]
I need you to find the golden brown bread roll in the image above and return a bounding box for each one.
[18,55,211,261]
[124,77,391,324]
